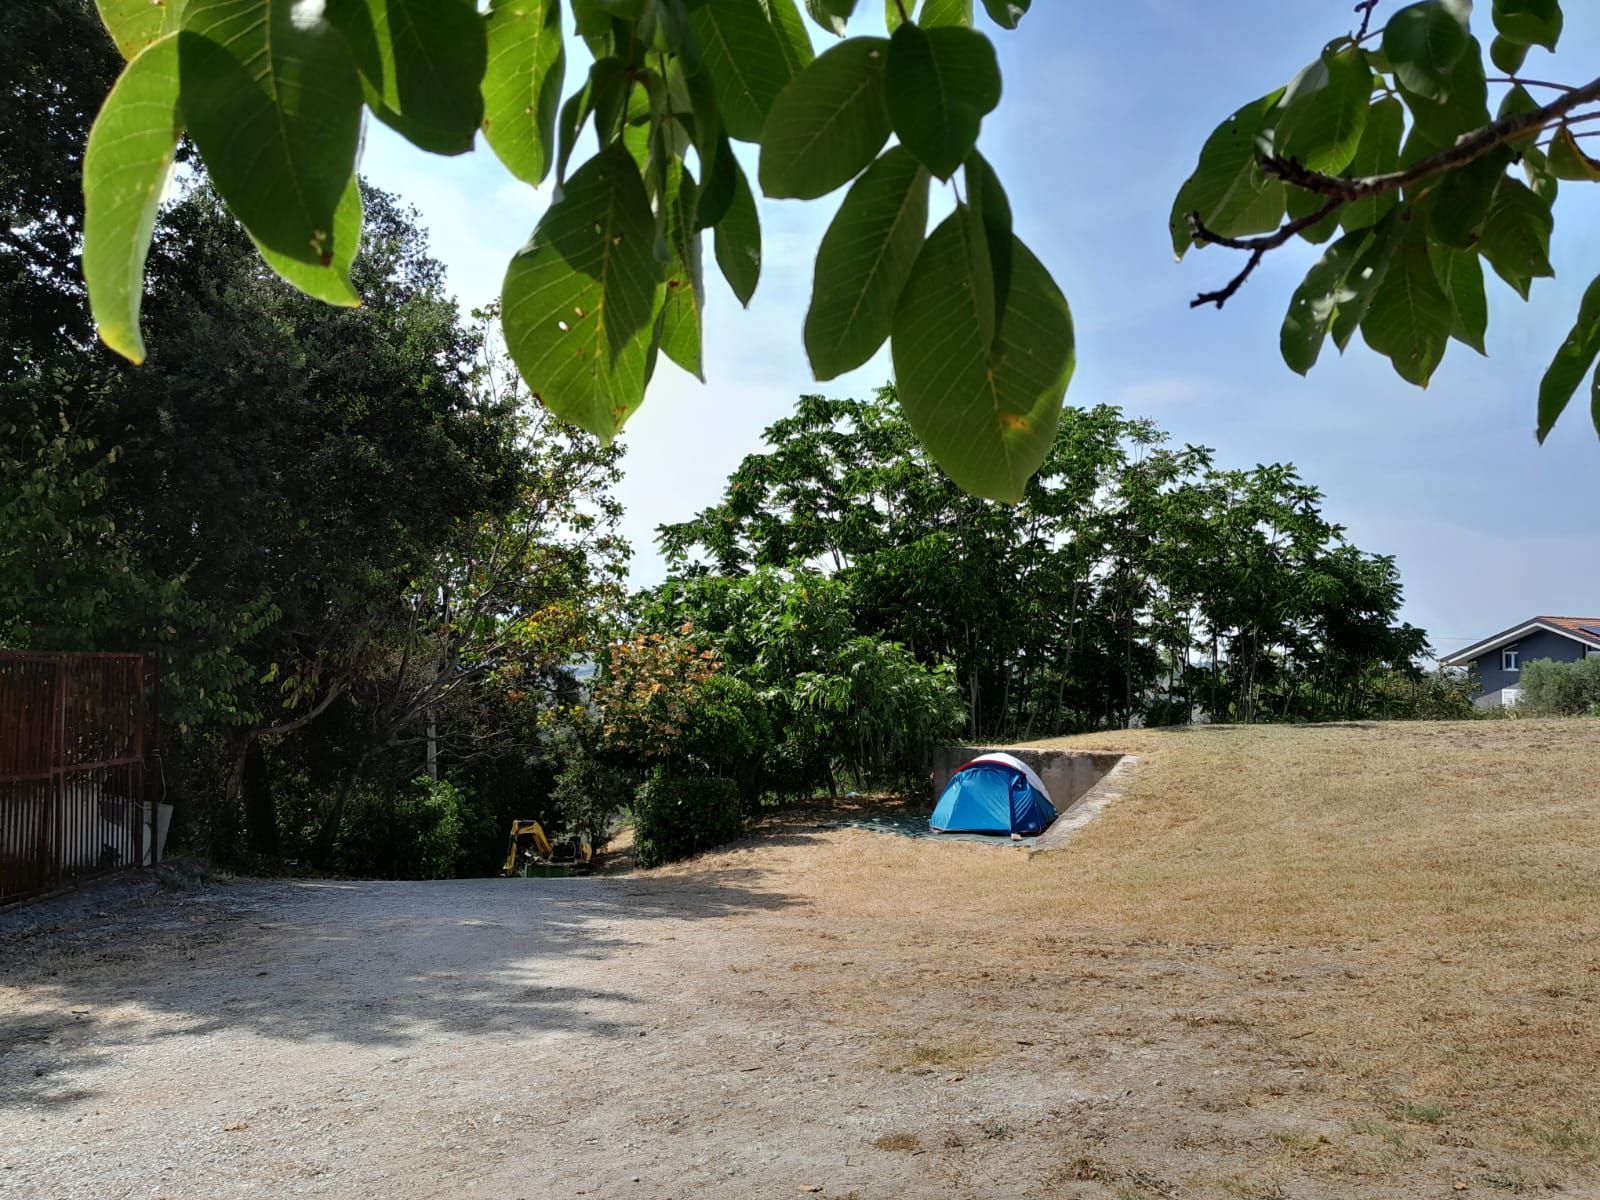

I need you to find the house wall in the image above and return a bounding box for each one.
[1471,629,1590,705]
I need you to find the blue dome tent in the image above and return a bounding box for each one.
[930,752,1058,836]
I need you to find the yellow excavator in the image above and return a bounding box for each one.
[500,820,593,877]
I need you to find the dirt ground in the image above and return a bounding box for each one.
[3,721,1598,1199]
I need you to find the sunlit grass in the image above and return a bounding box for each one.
[662,719,1600,1165]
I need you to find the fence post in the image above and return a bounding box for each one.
[52,655,66,894]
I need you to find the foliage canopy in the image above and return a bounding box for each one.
[77,0,1600,499]
[658,388,1433,735]
[1172,0,1600,442]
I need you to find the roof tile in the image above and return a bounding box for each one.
[1535,616,1600,644]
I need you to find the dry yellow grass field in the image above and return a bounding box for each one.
[662,719,1600,1195]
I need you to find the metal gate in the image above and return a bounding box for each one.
[0,652,149,904]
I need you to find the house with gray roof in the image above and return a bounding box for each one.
[1440,616,1600,708]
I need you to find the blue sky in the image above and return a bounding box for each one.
[360,0,1600,658]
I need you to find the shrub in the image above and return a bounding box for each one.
[679,672,773,807]
[549,748,634,854]
[1367,667,1480,720]
[791,636,965,792]
[591,626,722,761]
[632,771,741,868]
[334,775,466,879]
[1519,656,1600,717]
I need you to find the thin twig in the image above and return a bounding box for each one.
[1535,127,1600,151]
[1353,0,1382,43]
[1188,199,1342,309]
[1488,76,1580,93]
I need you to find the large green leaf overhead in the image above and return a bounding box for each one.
[1279,229,1369,377]
[965,151,1013,341]
[1274,44,1371,174]
[979,0,1029,29]
[1537,272,1600,441]
[1330,215,1400,352]
[893,213,1073,502]
[82,33,183,363]
[1360,229,1454,386]
[690,0,815,143]
[1431,149,1512,249]
[252,177,364,308]
[804,0,858,36]
[326,0,487,155]
[919,0,973,27]
[1382,0,1472,100]
[1478,176,1554,299]
[501,145,665,442]
[714,158,762,306]
[96,0,184,59]
[1493,0,1562,50]
[178,0,363,266]
[758,37,892,200]
[1169,89,1287,258]
[1548,125,1600,182]
[805,146,930,380]
[482,0,566,185]
[658,163,705,381]
[885,23,1001,179]
[1339,96,1404,233]
[1429,243,1488,354]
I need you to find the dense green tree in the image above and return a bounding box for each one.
[1,167,629,862]
[630,569,963,792]
[661,387,1430,735]
[92,182,525,850]
[0,0,122,368]
[1164,465,1429,723]
[310,371,628,860]
[2,6,631,874]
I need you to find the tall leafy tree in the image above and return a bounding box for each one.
[310,355,629,860]
[662,387,1430,735]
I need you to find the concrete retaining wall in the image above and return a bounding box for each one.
[930,745,1125,810]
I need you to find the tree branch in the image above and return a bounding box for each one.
[1188,73,1600,308]
[1187,198,1342,309]
[1262,74,1600,202]
[256,677,349,738]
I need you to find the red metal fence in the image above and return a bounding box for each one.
[1,651,149,904]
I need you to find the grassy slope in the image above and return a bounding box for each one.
[1038,722,1600,1129]
[671,720,1600,1188]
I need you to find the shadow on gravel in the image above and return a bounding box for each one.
[0,858,807,1109]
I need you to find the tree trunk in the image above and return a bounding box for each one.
[222,733,253,858]
[313,751,370,866]
[1124,606,1136,729]
[242,738,279,857]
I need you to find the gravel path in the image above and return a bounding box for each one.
[0,872,1103,1199]
[2,831,1546,1200]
